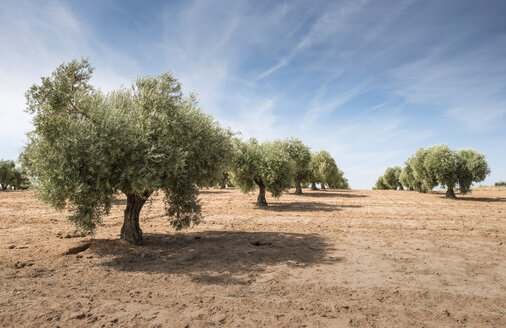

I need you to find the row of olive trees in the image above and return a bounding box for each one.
[373,145,490,198]
[0,160,30,191]
[373,166,403,190]
[229,138,349,206]
[20,59,348,245]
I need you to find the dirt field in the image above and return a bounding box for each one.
[1,188,505,327]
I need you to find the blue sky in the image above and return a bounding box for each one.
[1,0,505,189]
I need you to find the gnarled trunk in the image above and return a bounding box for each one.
[255,179,268,206]
[445,188,457,199]
[121,193,148,245]
[220,172,228,189]
[294,178,303,195]
[311,182,318,190]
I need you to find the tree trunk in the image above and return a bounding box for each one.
[320,183,326,191]
[1,184,6,191]
[121,194,147,245]
[294,178,303,195]
[311,182,318,190]
[255,180,268,206]
[445,188,457,199]
[220,172,228,189]
[399,185,404,190]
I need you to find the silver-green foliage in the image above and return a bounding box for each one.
[0,160,29,191]
[373,176,389,190]
[0,160,15,190]
[231,138,294,198]
[385,166,403,190]
[282,138,311,182]
[373,166,402,190]
[22,59,233,234]
[411,148,438,192]
[309,150,346,188]
[405,145,490,196]
[399,157,424,191]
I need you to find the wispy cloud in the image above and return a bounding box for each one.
[391,41,506,130]
[256,0,370,80]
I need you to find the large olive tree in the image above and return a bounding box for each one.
[231,138,294,206]
[22,59,233,244]
[424,145,490,198]
[282,138,311,195]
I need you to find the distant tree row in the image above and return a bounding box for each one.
[0,160,30,191]
[495,181,506,187]
[230,138,348,206]
[373,145,490,198]
[373,166,403,191]
[20,59,348,244]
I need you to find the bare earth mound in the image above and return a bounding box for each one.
[1,188,505,327]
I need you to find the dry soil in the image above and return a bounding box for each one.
[0,188,505,327]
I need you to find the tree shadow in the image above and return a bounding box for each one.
[260,202,339,212]
[199,189,229,194]
[339,204,363,208]
[457,197,506,202]
[300,191,368,198]
[89,231,334,285]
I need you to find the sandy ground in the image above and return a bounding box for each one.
[0,187,505,327]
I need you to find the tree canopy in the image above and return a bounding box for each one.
[22,59,233,244]
[308,150,342,190]
[373,176,389,190]
[231,138,294,206]
[410,148,438,192]
[0,160,30,191]
[423,145,490,198]
[282,138,311,195]
[0,160,15,191]
[373,166,402,190]
[375,144,490,198]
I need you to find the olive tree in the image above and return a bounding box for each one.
[424,145,490,198]
[11,167,31,190]
[282,138,311,195]
[308,150,341,190]
[411,147,438,192]
[424,145,458,198]
[308,152,323,190]
[22,59,233,244]
[329,168,349,189]
[399,157,425,191]
[231,138,294,206]
[384,166,403,190]
[0,160,15,190]
[373,176,389,190]
[373,166,402,190]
